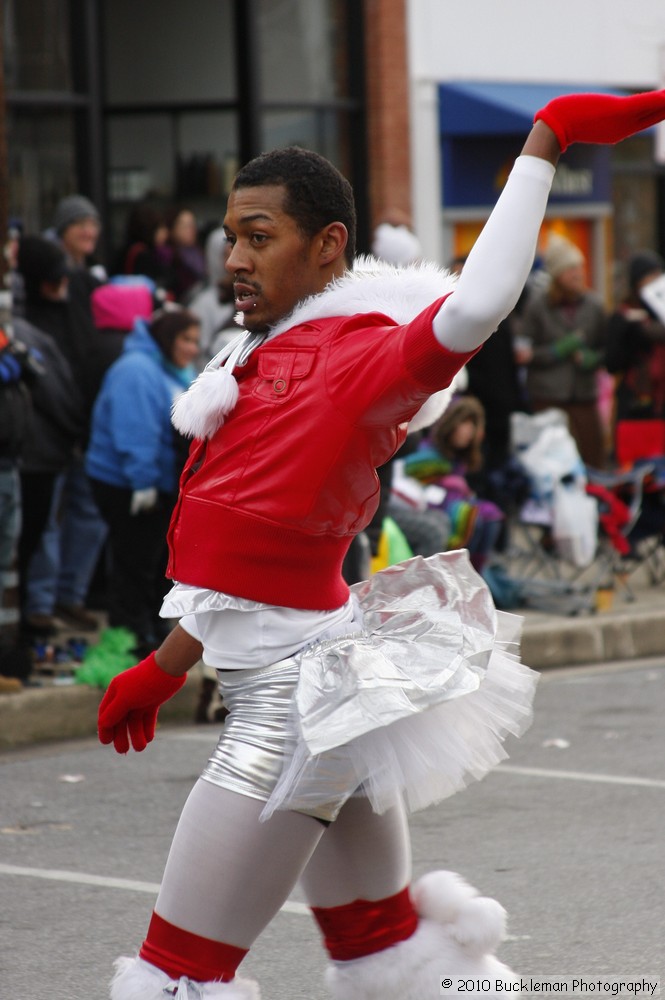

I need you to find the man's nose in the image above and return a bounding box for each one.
[226,241,251,273]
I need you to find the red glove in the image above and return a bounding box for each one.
[98,651,187,753]
[534,89,665,152]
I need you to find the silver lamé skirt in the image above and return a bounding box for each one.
[200,550,538,823]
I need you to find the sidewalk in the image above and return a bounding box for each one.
[519,577,665,667]
[1,578,664,750]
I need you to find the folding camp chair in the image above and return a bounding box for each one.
[505,408,665,610]
[498,409,601,614]
[586,462,665,599]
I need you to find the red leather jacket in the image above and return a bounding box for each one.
[167,295,472,609]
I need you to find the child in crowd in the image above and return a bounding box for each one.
[404,396,505,570]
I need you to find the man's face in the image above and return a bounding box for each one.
[217,241,234,304]
[555,263,586,299]
[223,184,328,332]
[61,217,100,263]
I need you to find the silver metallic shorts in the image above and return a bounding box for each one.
[200,656,359,823]
[199,552,537,825]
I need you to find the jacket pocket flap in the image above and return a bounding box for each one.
[258,349,316,381]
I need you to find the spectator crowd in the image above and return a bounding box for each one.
[2,194,665,690]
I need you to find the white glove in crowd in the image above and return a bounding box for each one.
[130,487,158,516]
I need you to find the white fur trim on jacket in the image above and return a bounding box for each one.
[171,257,460,439]
[325,870,518,1000]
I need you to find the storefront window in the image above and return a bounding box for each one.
[262,108,353,176]
[106,110,237,250]
[8,110,77,232]
[4,0,73,91]
[611,135,660,277]
[258,0,350,102]
[101,0,364,261]
[7,0,365,252]
[103,0,236,104]
[103,0,239,256]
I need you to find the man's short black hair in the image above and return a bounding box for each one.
[232,147,357,266]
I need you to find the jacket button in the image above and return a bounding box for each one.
[273,379,287,393]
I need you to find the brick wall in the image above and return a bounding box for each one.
[364,0,412,231]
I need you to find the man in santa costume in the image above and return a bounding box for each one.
[99,89,665,999]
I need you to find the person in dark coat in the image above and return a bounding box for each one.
[0,327,39,684]
[605,251,665,427]
[11,316,86,630]
[16,235,107,633]
[465,288,531,473]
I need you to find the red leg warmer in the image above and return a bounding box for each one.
[310,886,419,961]
[139,911,248,983]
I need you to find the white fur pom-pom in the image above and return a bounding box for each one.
[412,871,508,958]
[411,870,477,924]
[171,367,239,440]
[451,896,508,957]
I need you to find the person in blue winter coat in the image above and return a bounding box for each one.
[86,308,200,653]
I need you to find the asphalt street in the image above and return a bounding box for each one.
[1,657,664,1000]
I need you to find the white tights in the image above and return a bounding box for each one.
[153,778,412,950]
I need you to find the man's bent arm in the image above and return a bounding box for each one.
[154,623,204,677]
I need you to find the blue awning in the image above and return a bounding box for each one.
[439,82,627,136]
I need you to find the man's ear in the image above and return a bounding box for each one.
[318,222,348,267]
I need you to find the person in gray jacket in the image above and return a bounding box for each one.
[523,233,608,468]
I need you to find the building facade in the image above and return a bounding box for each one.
[8,0,665,300]
[407,0,665,298]
[6,0,412,263]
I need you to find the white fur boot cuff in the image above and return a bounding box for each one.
[325,870,519,1000]
[110,956,261,999]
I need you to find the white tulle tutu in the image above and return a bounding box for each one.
[260,550,538,820]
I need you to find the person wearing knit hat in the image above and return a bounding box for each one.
[627,249,664,298]
[522,232,608,468]
[17,235,69,301]
[53,194,99,235]
[543,232,585,279]
[52,193,102,269]
[95,88,665,1000]
[606,250,665,456]
[22,199,108,637]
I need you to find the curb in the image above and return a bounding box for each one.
[520,605,665,669]
[0,672,200,750]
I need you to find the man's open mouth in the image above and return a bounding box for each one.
[234,283,259,312]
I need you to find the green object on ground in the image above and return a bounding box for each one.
[74,627,138,689]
